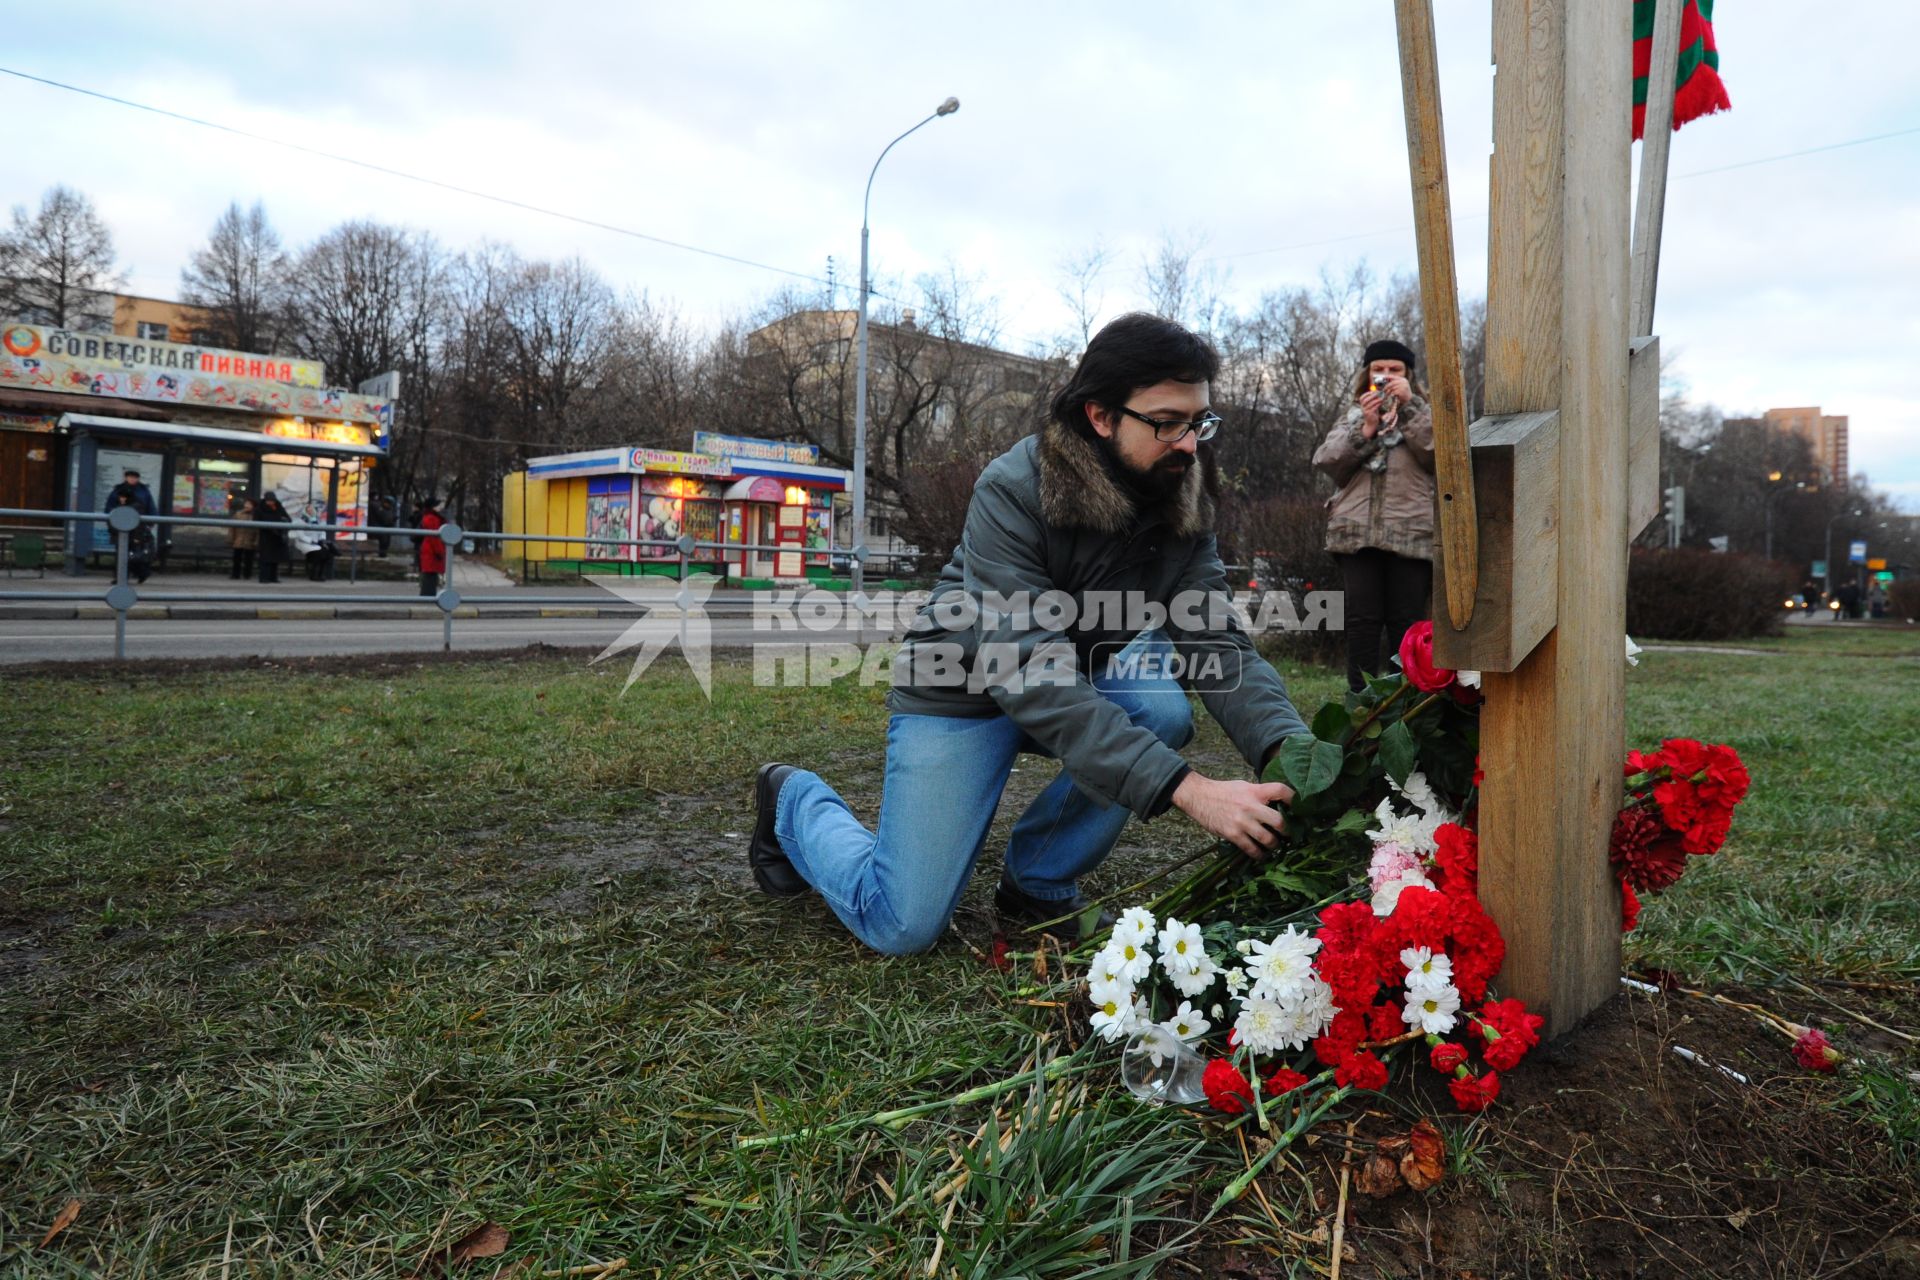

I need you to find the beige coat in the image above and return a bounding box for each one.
[1311,396,1437,560]
[228,512,259,550]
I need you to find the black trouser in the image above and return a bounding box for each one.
[231,549,255,579]
[260,552,280,583]
[419,570,440,597]
[1336,548,1433,692]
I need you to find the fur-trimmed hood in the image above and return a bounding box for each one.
[1034,417,1213,538]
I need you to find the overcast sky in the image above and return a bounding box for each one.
[7,1,1917,508]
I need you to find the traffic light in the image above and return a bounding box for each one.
[1662,485,1685,549]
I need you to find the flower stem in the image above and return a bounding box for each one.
[1209,1082,1351,1213]
[734,1054,1094,1149]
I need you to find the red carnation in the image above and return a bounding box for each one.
[1430,1041,1468,1073]
[1264,1067,1310,1097]
[1314,1009,1370,1067]
[1449,1070,1502,1112]
[1476,999,1544,1072]
[1652,778,1703,832]
[1701,743,1750,807]
[1366,1002,1403,1043]
[1473,753,1485,788]
[1316,900,1377,956]
[1397,620,1455,693]
[1791,1027,1843,1073]
[1681,809,1733,857]
[1335,1050,1389,1092]
[1432,822,1479,898]
[1610,806,1689,893]
[1620,878,1641,933]
[1203,1058,1256,1113]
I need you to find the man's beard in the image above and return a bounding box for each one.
[1098,437,1192,501]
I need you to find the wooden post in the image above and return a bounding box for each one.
[1477,0,1630,1036]
[1394,0,1479,630]
[1631,0,1684,337]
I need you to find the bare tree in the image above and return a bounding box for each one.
[1139,229,1229,336]
[0,185,122,330]
[1055,241,1115,351]
[179,200,291,353]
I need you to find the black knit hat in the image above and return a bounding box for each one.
[1363,339,1418,370]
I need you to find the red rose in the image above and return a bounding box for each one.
[1397,620,1455,693]
[1620,878,1641,932]
[1449,1070,1502,1112]
[1791,1027,1843,1073]
[1335,1050,1390,1092]
[1610,806,1689,893]
[1203,1058,1256,1113]
[1430,1042,1468,1073]
[1264,1067,1310,1097]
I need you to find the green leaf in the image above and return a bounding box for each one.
[1280,734,1343,798]
[1332,808,1373,836]
[1380,720,1417,787]
[1311,702,1352,743]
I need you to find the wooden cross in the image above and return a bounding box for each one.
[1394,0,1682,1036]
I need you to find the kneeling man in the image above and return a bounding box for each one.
[751,313,1308,952]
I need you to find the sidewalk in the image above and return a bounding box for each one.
[0,558,617,621]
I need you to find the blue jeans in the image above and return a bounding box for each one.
[772,632,1194,955]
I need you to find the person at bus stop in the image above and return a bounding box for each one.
[748,313,1310,956]
[103,468,156,517]
[290,513,337,582]
[254,494,292,584]
[1312,338,1436,693]
[227,496,258,579]
[111,491,154,584]
[417,497,447,597]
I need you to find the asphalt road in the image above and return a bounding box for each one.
[0,613,883,664]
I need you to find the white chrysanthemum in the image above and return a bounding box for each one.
[1292,974,1338,1042]
[1136,1023,1178,1067]
[1367,795,1443,856]
[1401,982,1462,1035]
[1371,868,1435,917]
[1400,946,1455,990]
[1114,906,1156,948]
[1163,1000,1211,1044]
[1091,992,1146,1043]
[1222,966,1249,997]
[1167,951,1217,999]
[1157,917,1205,969]
[1104,933,1154,984]
[1233,993,1303,1054]
[1235,938,1254,956]
[1392,769,1441,816]
[1088,948,1132,992]
[1089,974,1132,1014]
[1243,926,1321,1001]
[1457,669,1482,688]
[1625,635,1643,668]
[1209,1003,1225,1020]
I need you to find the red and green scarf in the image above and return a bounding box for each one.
[1633,0,1731,140]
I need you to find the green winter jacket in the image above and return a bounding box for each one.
[888,418,1310,819]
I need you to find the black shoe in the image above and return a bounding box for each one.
[749,763,807,897]
[994,879,1115,944]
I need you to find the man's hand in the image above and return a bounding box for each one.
[1173,773,1295,858]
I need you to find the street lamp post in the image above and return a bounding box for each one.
[852,96,960,599]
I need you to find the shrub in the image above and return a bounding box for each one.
[1626,549,1795,641]
[1222,494,1349,668]
[1888,578,1920,623]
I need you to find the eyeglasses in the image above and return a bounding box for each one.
[1114,405,1222,443]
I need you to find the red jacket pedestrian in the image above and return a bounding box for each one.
[418,506,447,574]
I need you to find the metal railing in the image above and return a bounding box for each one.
[0,506,924,660]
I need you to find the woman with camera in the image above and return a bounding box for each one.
[1312,338,1436,692]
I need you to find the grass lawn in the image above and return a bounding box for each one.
[2,628,1916,1276]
